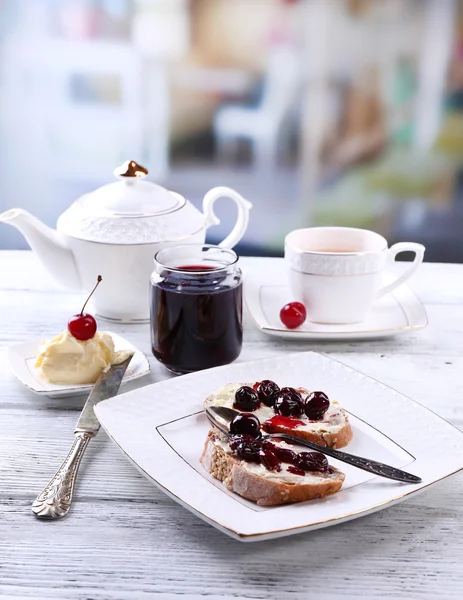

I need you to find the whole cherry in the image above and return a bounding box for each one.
[234,386,260,411]
[256,380,280,407]
[296,451,329,472]
[67,276,102,341]
[280,386,303,401]
[280,302,306,329]
[229,413,261,438]
[231,435,263,463]
[274,389,303,417]
[304,391,330,420]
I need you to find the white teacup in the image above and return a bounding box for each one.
[285,227,425,324]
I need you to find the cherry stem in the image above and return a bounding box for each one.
[80,275,102,316]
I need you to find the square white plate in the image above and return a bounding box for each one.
[244,259,428,340]
[95,351,463,541]
[8,332,150,398]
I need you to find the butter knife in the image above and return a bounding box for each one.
[32,354,134,519]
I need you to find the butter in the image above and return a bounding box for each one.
[35,330,118,385]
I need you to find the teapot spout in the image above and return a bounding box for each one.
[0,209,81,290]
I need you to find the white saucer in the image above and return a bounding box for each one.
[7,332,150,398]
[244,261,428,340]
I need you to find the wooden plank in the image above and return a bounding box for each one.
[1,401,461,502]
[1,252,463,599]
[1,253,463,303]
[1,289,463,357]
[2,350,463,425]
[1,480,462,600]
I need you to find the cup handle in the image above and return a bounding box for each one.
[202,186,252,249]
[377,242,425,299]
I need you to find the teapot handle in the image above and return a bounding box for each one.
[202,186,252,249]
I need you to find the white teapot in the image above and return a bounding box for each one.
[0,160,252,321]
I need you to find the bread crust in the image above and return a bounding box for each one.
[262,416,353,449]
[200,430,345,506]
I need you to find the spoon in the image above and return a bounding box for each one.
[205,406,422,484]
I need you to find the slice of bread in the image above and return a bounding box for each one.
[200,429,345,506]
[204,382,353,449]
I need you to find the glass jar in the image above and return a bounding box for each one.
[150,244,243,374]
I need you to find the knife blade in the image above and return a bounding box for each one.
[75,353,134,435]
[32,353,134,520]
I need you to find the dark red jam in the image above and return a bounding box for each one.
[150,264,242,373]
[229,434,329,475]
[227,381,334,476]
[287,465,306,477]
[262,415,306,431]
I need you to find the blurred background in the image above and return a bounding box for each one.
[0,0,462,260]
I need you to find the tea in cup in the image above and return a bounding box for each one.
[284,227,425,324]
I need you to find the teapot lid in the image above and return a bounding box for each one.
[79,160,184,218]
[57,160,206,244]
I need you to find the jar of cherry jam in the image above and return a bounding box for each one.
[150,244,243,374]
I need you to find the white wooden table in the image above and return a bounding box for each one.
[1,251,462,600]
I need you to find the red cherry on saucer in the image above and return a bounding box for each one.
[280,302,306,329]
[67,276,102,341]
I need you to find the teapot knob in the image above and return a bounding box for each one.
[114,160,148,179]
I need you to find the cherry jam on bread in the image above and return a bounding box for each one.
[262,415,305,430]
[228,410,332,475]
[233,380,331,422]
[229,433,331,475]
[221,380,349,450]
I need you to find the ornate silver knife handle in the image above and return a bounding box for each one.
[31,431,94,519]
[267,433,421,483]
[31,356,133,520]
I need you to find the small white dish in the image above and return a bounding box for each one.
[94,351,463,542]
[244,259,428,340]
[8,332,150,398]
